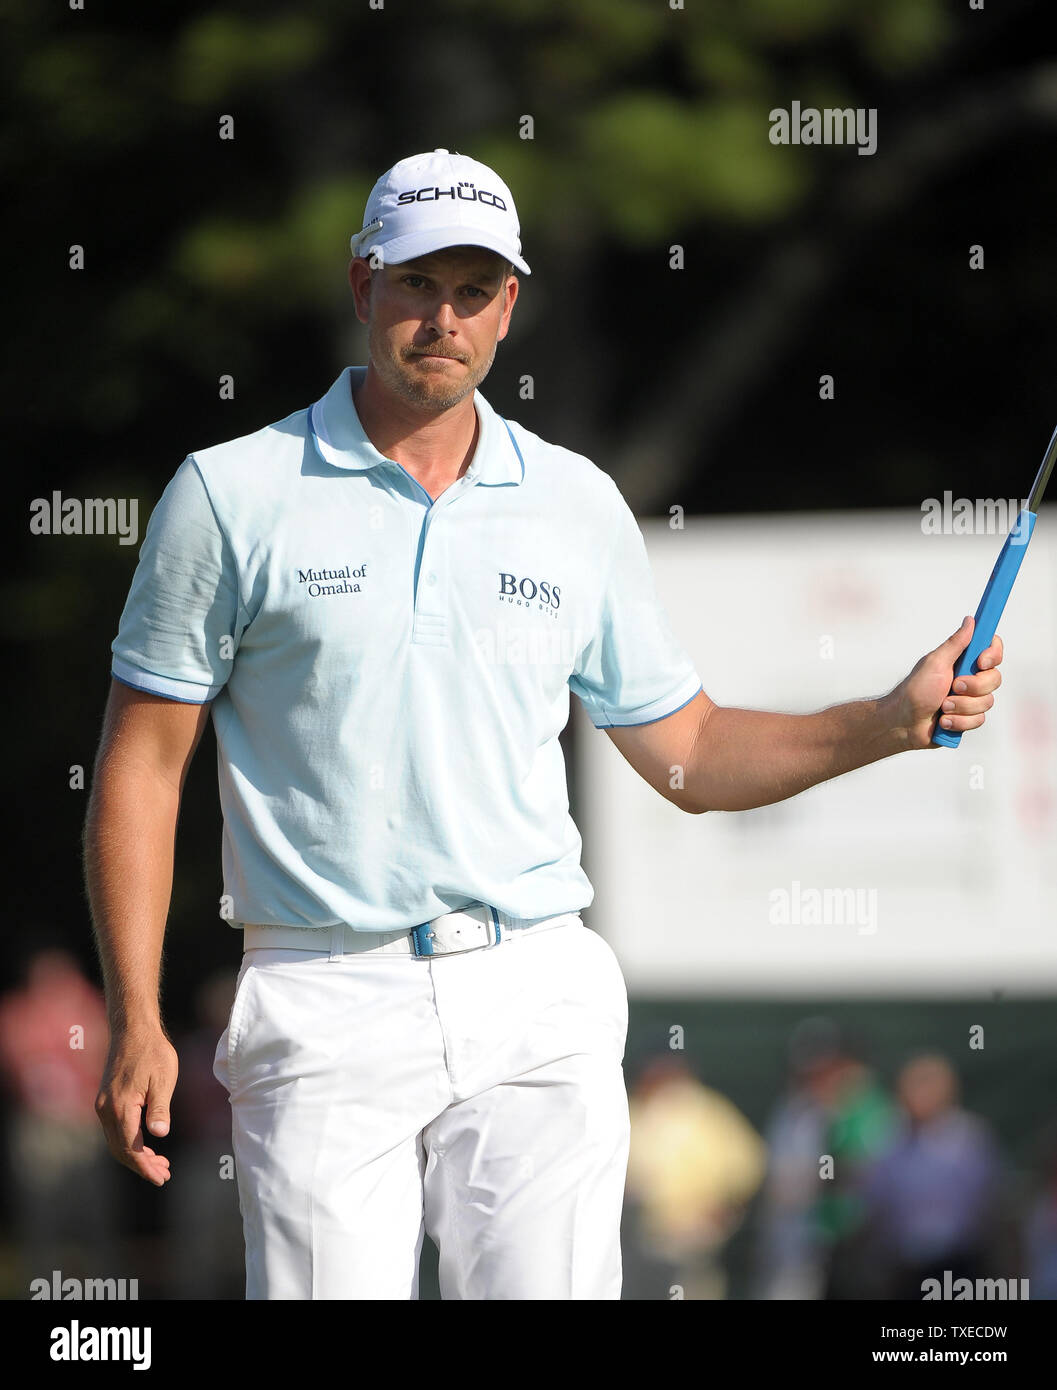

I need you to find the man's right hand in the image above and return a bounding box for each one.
[95,1029,179,1186]
[85,681,210,1188]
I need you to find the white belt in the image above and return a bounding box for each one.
[242,906,583,959]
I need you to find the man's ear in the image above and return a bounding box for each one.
[497,274,519,342]
[348,257,372,326]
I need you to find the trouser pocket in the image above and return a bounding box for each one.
[213,955,256,1095]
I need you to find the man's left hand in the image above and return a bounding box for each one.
[888,615,1003,750]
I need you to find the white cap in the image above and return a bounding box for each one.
[349,149,531,275]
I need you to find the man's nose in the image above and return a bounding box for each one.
[425,296,459,333]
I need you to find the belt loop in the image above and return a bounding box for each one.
[329,921,346,961]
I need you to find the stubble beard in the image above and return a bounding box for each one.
[370,327,498,413]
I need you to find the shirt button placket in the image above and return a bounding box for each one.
[412,516,448,646]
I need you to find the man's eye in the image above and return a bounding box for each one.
[403,276,426,288]
[462,286,486,298]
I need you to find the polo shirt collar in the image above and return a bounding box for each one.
[309,365,524,486]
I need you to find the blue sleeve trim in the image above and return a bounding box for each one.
[592,682,703,730]
[111,657,217,705]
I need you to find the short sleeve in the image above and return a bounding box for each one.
[569,481,702,728]
[110,456,241,704]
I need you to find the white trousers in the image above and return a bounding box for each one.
[212,916,631,1300]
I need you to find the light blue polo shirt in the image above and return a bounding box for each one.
[111,365,703,933]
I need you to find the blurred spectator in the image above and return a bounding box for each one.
[1024,1126,1057,1300]
[621,1051,765,1300]
[753,1017,840,1299]
[165,968,244,1299]
[0,948,116,1287]
[810,1028,897,1300]
[859,1053,1005,1300]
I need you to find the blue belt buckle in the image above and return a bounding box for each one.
[410,922,434,957]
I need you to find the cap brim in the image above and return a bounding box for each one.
[362,227,531,276]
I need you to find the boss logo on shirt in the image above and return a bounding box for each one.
[297,563,367,597]
[498,572,560,616]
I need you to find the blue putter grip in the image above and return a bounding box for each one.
[931,509,1036,748]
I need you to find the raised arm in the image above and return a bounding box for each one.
[84,679,211,1184]
[604,616,1003,815]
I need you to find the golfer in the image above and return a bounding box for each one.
[86,149,1004,1300]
